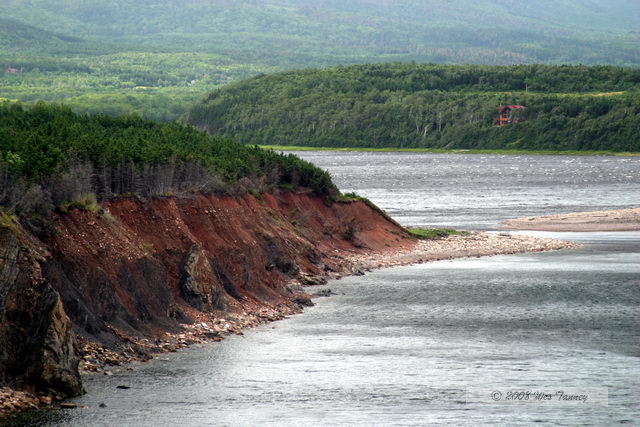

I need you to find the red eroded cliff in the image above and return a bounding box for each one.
[42,191,412,349]
[0,190,411,401]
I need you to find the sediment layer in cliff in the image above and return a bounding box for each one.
[46,191,411,345]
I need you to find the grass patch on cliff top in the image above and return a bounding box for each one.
[337,193,472,240]
[337,192,402,228]
[407,227,471,240]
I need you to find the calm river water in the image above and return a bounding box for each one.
[18,153,640,426]
[298,152,640,230]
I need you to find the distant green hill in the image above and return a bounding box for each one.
[2,1,639,122]
[2,0,640,65]
[0,18,102,54]
[186,64,640,152]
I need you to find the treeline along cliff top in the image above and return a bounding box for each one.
[0,103,337,219]
[186,64,640,152]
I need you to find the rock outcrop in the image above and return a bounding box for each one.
[0,221,83,398]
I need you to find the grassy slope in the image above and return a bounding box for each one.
[407,228,470,239]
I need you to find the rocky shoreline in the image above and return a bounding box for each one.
[72,231,572,370]
[0,303,305,417]
[0,230,574,419]
[345,231,576,270]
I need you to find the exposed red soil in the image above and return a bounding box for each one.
[43,191,412,349]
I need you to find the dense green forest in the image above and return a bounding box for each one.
[186,64,640,152]
[0,103,337,217]
[1,1,639,121]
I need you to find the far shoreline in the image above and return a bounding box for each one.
[502,208,640,232]
[259,145,640,157]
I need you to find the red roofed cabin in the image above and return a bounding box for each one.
[497,105,526,126]
[5,68,18,74]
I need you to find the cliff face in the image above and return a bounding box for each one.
[0,222,83,397]
[46,192,411,343]
[0,191,411,396]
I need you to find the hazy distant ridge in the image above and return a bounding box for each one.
[2,0,639,65]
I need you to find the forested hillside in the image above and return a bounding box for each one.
[0,18,88,52]
[0,17,268,122]
[1,0,639,122]
[0,103,336,218]
[186,64,640,152]
[3,0,639,65]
